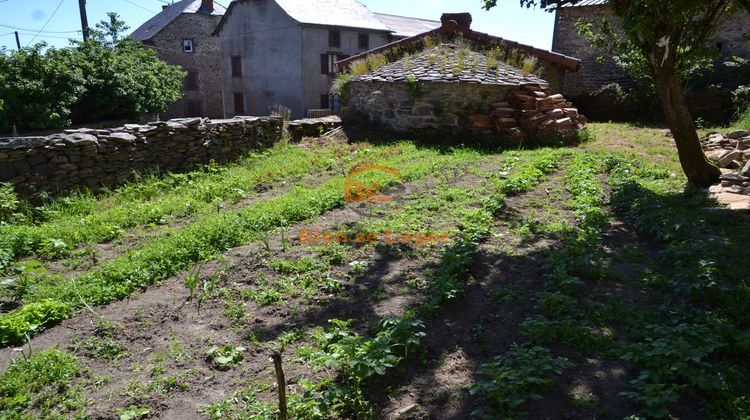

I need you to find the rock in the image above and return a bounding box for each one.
[719,173,749,183]
[742,160,750,177]
[708,133,727,143]
[103,132,137,143]
[718,150,744,167]
[726,185,746,195]
[705,150,724,162]
[727,130,750,139]
[714,192,750,210]
[65,133,98,146]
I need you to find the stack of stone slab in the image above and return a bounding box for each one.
[489,84,587,144]
[702,129,750,210]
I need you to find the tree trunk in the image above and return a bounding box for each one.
[654,70,721,187]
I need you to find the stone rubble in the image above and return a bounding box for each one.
[701,130,750,210]
[483,83,587,144]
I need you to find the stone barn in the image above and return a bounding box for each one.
[337,13,587,144]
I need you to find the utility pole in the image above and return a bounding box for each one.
[78,0,90,42]
[14,31,20,49]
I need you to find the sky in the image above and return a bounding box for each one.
[0,0,556,51]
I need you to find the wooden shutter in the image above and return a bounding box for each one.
[233,92,245,115]
[321,54,329,75]
[231,56,242,76]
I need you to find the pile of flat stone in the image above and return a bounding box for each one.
[703,129,750,210]
[489,84,587,144]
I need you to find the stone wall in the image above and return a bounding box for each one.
[147,13,225,119]
[0,116,283,196]
[553,5,750,97]
[343,81,586,144]
[344,81,514,133]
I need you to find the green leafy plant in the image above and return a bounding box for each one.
[469,345,571,417]
[205,344,246,371]
[116,406,150,420]
[0,348,85,417]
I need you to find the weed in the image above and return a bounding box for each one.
[205,344,246,371]
[116,406,150,420]
[0,348,85,417]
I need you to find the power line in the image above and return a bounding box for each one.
[26,0,66,46]
[125,0,158,13]
[0,23,80,33]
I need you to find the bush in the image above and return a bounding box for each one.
[0,13,184,132]
[0,44,83,132]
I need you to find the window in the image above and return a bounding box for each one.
[184,70,199,90]
[328,30,341,48]
[358,33,369,50]
[321,53,349,75]
[182,39,194,53]
[320,94,330,109]
[231,56,242,77]
[233,92,245,114]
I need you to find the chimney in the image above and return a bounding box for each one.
[441,13,472,30]
[162,5,169,10]
[201,0,214,12]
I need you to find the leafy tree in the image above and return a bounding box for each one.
[0,12,184,132]
[0,44,83,132]
[482,0,750,187]
[69,13,185,123]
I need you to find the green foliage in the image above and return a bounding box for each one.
[117,406,151,420]
[0,300,71,345]
[619,321,729,418]
[316,317,424,384]
[405,74,424,99]
[0,12,184,131]
[469,345,571,417]
[205,344,246,371]
[0,348,84,417]
[0,184,20,224]
[70,13,185,123]
[0,44,83,131]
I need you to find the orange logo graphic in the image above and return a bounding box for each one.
[344,164,402,204]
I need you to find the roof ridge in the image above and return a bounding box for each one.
[372,12,440,23]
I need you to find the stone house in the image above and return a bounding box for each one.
[339,13,587,143]
[552,0,750,97]
[212,0,440,119]
[131,0,226,119]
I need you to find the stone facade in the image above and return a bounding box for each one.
[0,117,283,196]
[344,81,513,133]
[145,12,225,119]
[216,0,394,120]
[553,5,750,97]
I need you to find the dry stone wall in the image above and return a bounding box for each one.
[344,81,514,134]
[0,116,283,196]
[702,129,750,210]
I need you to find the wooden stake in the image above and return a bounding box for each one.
[271,351,288,420]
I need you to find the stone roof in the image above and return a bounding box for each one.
[352,43,548,86]
[338,13,582,73]
[373,13,441,38]
[559,0,607,7]
[130,0,226,41]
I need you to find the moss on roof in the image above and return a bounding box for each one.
[343,36,547,87]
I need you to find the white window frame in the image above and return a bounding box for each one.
[182,39,194,53]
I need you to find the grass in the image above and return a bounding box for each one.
[1,120,749,419]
